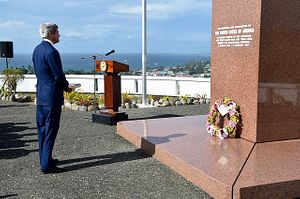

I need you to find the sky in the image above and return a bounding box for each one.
[0,0,212,55]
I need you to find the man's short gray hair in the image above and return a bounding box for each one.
[39,23,59,38]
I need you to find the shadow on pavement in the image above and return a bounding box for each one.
[0,194,18,198]
[140,134,186,155]
[129,114,182,121]
[0,148,39,159]
[59,149,151,172]
[0,122,38,159]
[0,104,30,108]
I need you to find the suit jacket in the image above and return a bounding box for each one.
[32,41,69,107]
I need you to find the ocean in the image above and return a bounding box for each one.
[0,53,210,72]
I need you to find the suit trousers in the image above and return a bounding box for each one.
[36,105,62,171]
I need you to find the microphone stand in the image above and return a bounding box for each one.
[82,55,100,115]
[92,55,97,114]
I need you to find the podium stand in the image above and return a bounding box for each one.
[92,60,129,125]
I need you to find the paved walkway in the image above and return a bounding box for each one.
[0,101,213,199]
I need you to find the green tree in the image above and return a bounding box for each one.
[1,68,25,96]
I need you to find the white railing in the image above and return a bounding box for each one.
[0,74,211,97]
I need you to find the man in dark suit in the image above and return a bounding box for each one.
[32,23,69,174]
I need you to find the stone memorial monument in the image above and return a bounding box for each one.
[211,0,300,142]
[117,0,300,198]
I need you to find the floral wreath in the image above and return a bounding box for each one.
[206,97,240,139]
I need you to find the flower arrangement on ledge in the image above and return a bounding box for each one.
[62,91,210,111]
[206,97,240,139]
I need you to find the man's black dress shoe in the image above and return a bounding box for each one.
[51,158,59,165]
[41,166,65,174]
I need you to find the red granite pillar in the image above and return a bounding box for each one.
[211,0,300,142]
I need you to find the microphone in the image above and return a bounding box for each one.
[81,55,97,59]
[81,50,115,59]
[105,50,115,56]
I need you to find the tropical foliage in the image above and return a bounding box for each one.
[1,68,25,96]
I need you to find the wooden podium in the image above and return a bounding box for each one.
[92,60,129,125]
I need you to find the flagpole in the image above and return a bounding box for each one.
[142,0,147,106]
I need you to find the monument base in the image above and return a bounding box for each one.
[117,115,300,199]
[92,111,128,125]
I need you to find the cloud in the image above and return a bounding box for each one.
[63,24,120,40]
[85,24,119,29]
[63,31,82,37]
[177,33,211,42]
[0,0,212,53]
[149,0,211,19]
[0,20,26,28]
[107,0,211,19]
[107,4,141,15]
[60,0,86,7]
[0,20,30,40]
